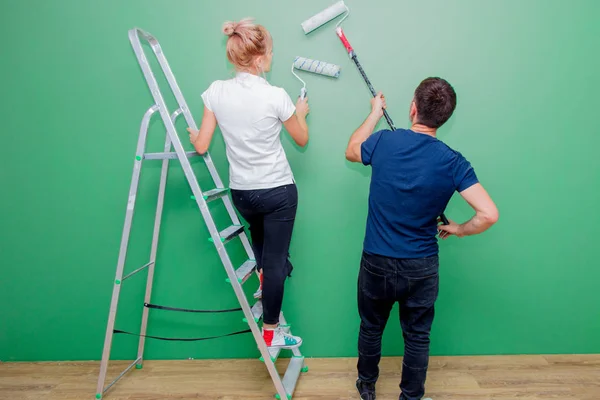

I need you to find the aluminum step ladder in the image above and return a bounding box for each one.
[95,27,306,400]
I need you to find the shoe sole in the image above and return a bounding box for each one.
[268,339,303,350]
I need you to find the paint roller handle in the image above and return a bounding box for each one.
[370,89,395,131]
[361,65,396,130]
[300,87,307,100]
[370,90,395,131]
[381,109,395,131]
[336,27,353,53]
[337,28,396,130]
[352,56,396,130]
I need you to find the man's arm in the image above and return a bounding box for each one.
[345,93,386,163]
[438,183,499,239]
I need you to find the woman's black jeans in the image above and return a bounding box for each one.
[358,251,440,400]
[231,184,297,325]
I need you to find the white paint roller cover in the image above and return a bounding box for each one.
[293,57,341,78]
[301,1,347,34]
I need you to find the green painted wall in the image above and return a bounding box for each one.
[1,0,599,362]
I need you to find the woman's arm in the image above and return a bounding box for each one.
[283,97,310,147]
[187,106,217,154]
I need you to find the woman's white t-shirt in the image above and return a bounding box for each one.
[201,72,296,190]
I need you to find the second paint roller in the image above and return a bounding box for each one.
[300,1,395,129]
[292,56,341,99]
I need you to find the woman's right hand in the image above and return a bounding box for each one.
[296,97,310,119]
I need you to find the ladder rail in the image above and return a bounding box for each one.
[127,28,288,399]
[136,109,181,365]
[128,27,254,259]
[96,105,158,397]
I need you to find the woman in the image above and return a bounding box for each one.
[187,18,309,349]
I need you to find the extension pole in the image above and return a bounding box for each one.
[336,27,395,130]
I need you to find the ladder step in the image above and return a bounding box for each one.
[235,259,257,283]
[143,151,199,160]
[281,356,305,398]
[209,225,244,244]
[202,188,229,203]
[251,300,263,322]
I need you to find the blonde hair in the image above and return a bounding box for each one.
[222,18,272,71]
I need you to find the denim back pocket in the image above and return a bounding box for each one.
[406,273,439,308]
[359,256,389,300]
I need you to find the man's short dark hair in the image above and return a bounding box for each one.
[414,77,457,129]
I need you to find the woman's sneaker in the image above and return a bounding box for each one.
[263,327,302,349]
[356,379,376,400]
[253,271,263,299]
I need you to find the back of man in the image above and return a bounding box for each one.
[345,78,498,400]
[362,128,477,259]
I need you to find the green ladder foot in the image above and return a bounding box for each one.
[95,394,102,399]
[274,394,292,400]
[135,364,143,370]
[301,366,309,373]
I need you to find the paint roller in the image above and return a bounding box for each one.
[300,2,451,226]
[301,1,349,34]
[292,56,341,99]
[300,1,395,129]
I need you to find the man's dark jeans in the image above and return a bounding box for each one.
[357,251,439,400]
[231,184,297,325]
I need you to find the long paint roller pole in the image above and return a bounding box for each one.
[335,27,396,131]
[336,27,450,226]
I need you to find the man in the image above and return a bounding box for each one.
[345,77,499,400]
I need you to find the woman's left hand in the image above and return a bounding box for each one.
[187,127,199,144]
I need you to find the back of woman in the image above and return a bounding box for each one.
[187,18,309,349]
[202,73,296,189]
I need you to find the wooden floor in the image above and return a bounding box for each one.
[1,355,599,400]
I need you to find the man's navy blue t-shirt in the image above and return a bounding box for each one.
[361,128,479,259]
